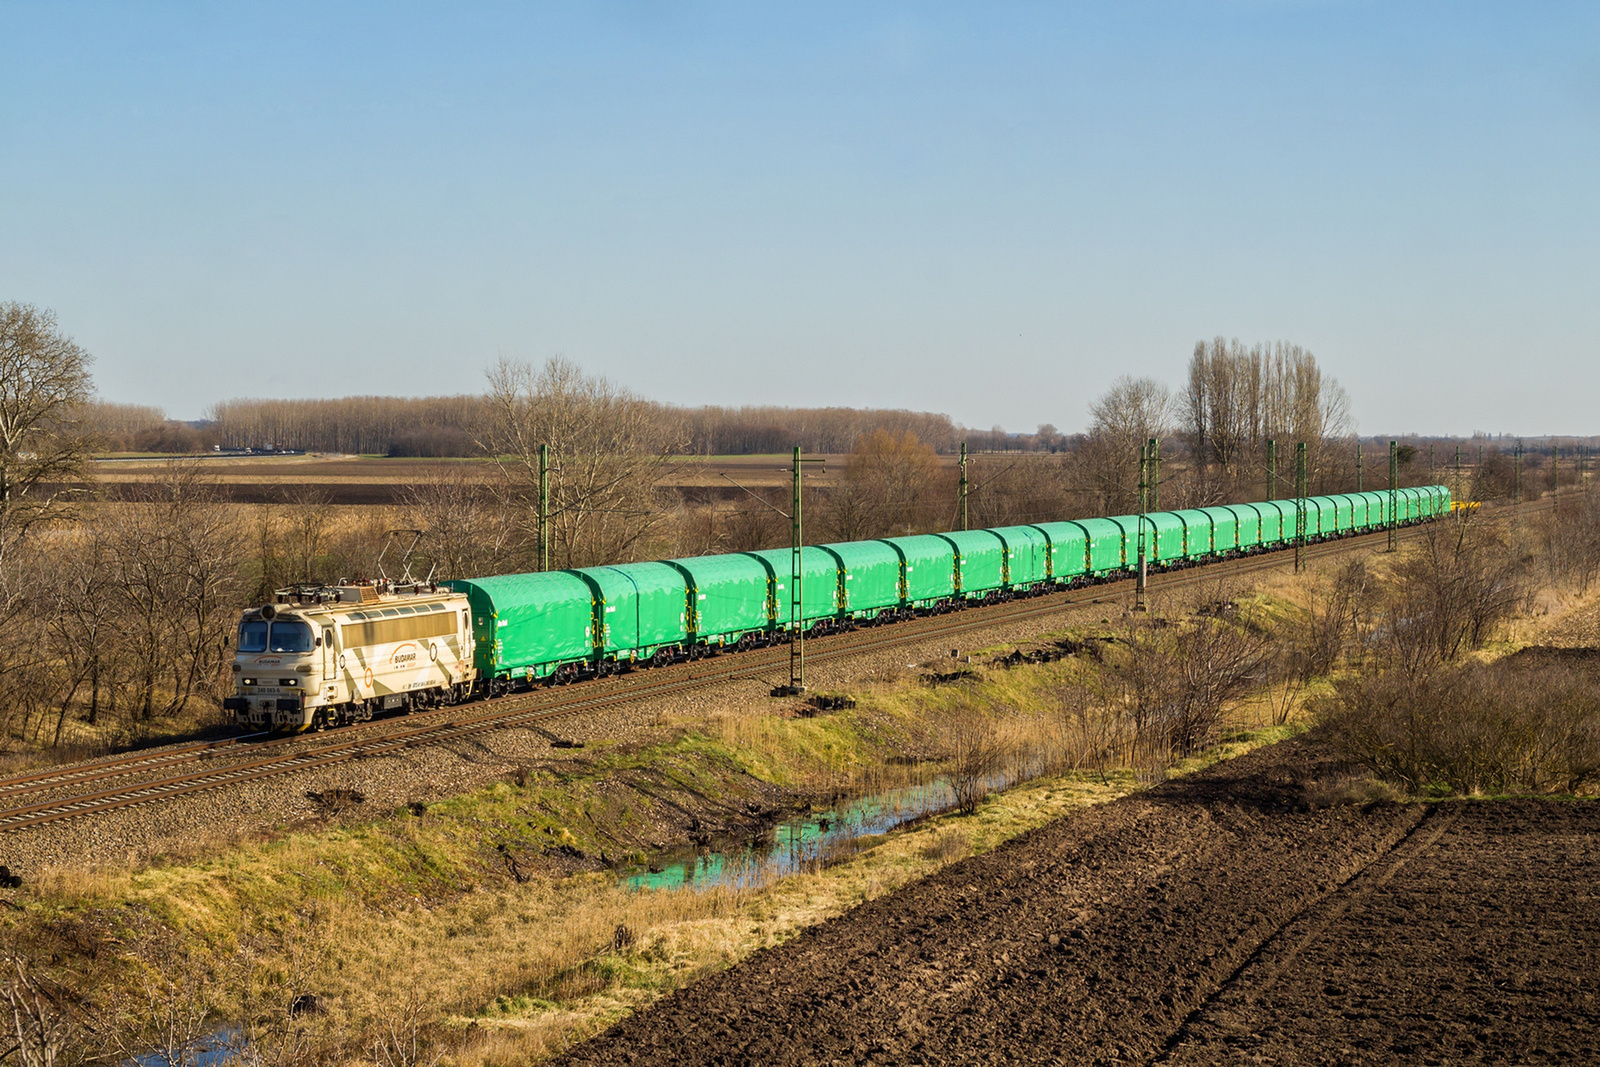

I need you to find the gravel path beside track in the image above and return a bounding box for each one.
[552,740,1600,1066]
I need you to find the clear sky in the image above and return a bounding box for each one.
[2,2,1596,435]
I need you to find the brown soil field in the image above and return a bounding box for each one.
[552,739,1600,1066]
[84,454,841,503]
[85,450,1065,500]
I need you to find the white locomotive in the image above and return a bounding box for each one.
[225,581,478,730]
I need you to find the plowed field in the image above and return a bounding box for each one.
[553,740,1600,1065]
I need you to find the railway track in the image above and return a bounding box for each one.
[0,509,1534,835]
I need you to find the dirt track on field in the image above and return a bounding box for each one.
[554,740,1600,1066]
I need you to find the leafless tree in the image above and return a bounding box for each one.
[277,485,334,586]
[1116,612,1271,766]
[0,304,95,536]
[483,357,682,568]
[401,467,517,580]
[823,430,942,540]
[0,305,97,751]
[1377,513,1524,675]
[1541,491,1600,594]
[0,957,79,1067]
[1183,337,1352,501]
[1319,660,1600,796]
[965,455,1074,529]
[945,704,1004,815]
[1077,376,1172,514]
[103,465,241,722]
[677,404,961,455]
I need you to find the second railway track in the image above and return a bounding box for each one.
[0,511,1521,835]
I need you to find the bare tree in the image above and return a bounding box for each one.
[945,703,1004,815]
[0,304,95,535]
[1378,513,1524,675]
[1183,337,1353,501]
[0,305,96,751]
[1542,491,1600,594]
[823,429,942,540]
[1078,376,1172,514]
[103,465,240,723]
[966,455,1074,529]
[1116,612,1271,768]
[0,957,79,1067]
[278,485,334,585]
[401,467,517,580]
[483,357,681,568]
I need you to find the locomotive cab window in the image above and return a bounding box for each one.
[238,620,269,653]
[267,621,316,653]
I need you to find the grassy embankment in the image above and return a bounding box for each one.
[9,589,1312,1065]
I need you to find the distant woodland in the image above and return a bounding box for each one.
[94,395,989,458]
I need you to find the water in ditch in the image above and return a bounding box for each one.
[618,771,1012,892]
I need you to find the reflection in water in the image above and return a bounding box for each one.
[133,1025,240,1067]
[621,772,1009,892]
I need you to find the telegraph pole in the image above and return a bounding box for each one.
[1455,443,1462,493]
[1388,440,1399,552]
[538,442,550,572]
[760,446,826,696]
[1356,440,1363,491]
[789,445,804,693]
[1429,443,1435,479]
[1267,439,1277,498]
[959,442,969,531]
[1148,437,1160,511]
[1514,441,1523,504]
[1294,442,1307,573]
[1135,441,1149,611]
[719,454,821,698]
[1553,444,1560,501]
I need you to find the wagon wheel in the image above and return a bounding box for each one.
[650,647,674,668]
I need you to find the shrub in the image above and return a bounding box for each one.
[1316,661,1600,795]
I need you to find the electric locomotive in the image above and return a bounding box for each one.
[224,580,477,731]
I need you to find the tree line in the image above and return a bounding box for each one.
[197,395,969,458]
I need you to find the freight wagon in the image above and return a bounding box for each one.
[443,485,1453,694]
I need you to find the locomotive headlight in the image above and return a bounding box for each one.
[242,678,257,686]
[280,678,298,687]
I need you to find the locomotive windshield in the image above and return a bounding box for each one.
[267,621,316,653]
[238,619,315,654]
[238,620,268,653]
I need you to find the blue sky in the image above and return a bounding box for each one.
[2,2,1596,434]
